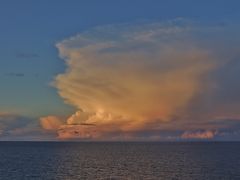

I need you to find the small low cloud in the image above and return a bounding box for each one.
[181,130,217,139]
[0,113,55,140]
[40,116,65,130]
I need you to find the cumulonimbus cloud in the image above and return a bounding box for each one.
[40,21,240,140]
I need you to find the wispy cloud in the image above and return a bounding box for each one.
[15,52,39,59]
[4,73,25,77]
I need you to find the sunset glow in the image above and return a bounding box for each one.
[1,1,240,141]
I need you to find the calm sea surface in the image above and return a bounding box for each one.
[0,142,239,180]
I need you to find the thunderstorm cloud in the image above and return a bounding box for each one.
[40,21,240,140]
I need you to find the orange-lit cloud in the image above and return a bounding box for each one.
[181,130,217,139]
[57,125,100,139]
[40,116,64,130]
[48,22,221,140]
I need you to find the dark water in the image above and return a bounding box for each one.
[0,142,240,180]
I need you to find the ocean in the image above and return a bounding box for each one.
[0,142,239,179]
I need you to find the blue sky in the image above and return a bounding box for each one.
[0,0,238,117]
[1,1,240,140]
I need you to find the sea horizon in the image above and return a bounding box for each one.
[1,1,240,179]
[1,141,239,179]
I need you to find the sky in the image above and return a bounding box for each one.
[1,0,240,141]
